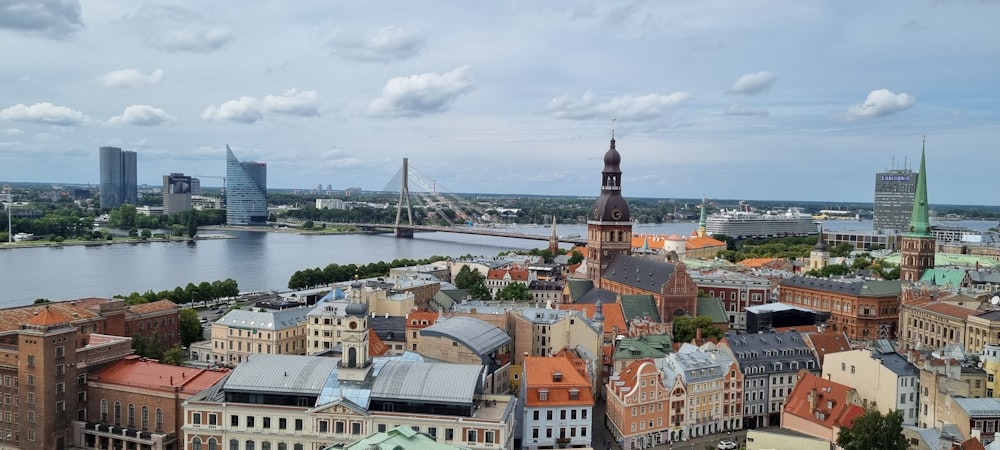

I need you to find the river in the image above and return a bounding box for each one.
[0,219,994,308]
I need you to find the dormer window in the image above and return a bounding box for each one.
[569,388,580,400]
[539,389,549,401]
[552,372,562,382]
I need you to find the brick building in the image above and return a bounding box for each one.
[777,276,902,341]
[600,254,699,323]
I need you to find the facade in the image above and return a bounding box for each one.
[99,146,138,208]
[982,344,1000,398]
[953,398,1000,446]
[77,356,229,450]
[777,276,902,341]
[874,167,918,232]
[808,228,830,272]
[901,145,936,282]
[780,370,865,444]
[822,346,920,425]
[658,343,743,440]
[520,353,594,450]
[745,428,830,450]
[722,331,819,429]
[919,356,988,429]
[210,307,310,366]
[600,255,699,323]
[898,285,977,352]
[417,316,513,395]
[225,145,267,226]
[605,359,674,450]
[162,173,194,215]
[690,270,772,330]
[587,134,633,284]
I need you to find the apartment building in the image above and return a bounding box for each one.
[605,358,675,450]
[690,269,772,330]
[658,343,743,440]
[777,276,902,341]
[519,352,594,450]
[822,344,920,425]
[210,307,310,365]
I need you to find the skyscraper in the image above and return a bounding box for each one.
[225,145,267,225]
[99,146,138,208]
[873,166,918,232]
[162,173,193,215]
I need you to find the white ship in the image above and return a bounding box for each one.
[706,201,817,238]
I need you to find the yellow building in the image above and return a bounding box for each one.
[982,344,1000,398]
[966,311,1000,355]
[210,306,310,366]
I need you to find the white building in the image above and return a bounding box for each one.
[822,342,920,425]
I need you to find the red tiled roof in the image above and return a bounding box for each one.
[368,329,389,357]
[615,358,657,392]
[686,236,726,250]
[127,300,178,315]
[487,267,529,281]
[803,331,853,365]
[784,371,862,431]
[406,311,438,328]
[0,302,100,332]
[920,301,978,319]
[558,301,627,336]
[523,353,594,407]
[957,437,987,450]
[92,356,229,395]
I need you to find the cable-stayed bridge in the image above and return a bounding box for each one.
[367,158,587,246]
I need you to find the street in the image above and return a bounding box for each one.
[591,399,748,450]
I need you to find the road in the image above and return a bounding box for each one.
[591,400,748,450]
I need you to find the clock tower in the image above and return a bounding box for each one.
[587,127,633,284]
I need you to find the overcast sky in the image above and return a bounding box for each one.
[1,1,998,205]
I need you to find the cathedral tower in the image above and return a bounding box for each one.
[900,140,935,282]
[587,126,633,284]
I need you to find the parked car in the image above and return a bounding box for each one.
[717,441,738,450]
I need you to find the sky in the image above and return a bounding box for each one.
[1,1,998,205]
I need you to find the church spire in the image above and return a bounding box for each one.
[907,138,931,237]
[697,198,708,237]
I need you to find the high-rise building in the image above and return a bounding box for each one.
[225,145,267,225]
[873,166,918,232]
[586,130,632,283]
[162,173,193,215]
[99,146,138,208]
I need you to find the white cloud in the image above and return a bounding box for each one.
[728,71,776,95]
[843,89,916,120]
[261,89,320,116]
[100,68,164,88]
[725,104,769,117]
[368,66,475,117]
[547,90,693,120]
[1,127,23,135]
[125,4,233,53]
[0,102,88,126]
[201,97,262,123]
[0,0,83,40]
[108,105,173,126]
[325,25,425,62]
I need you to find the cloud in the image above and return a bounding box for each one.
[261,89,320,116]
[368,66,475,117]
[727,71,776,95]
[125,4,233,53]
[1,127,23,135]
[108,105,173,126]
[201,97,262,123]
[0,0,83,40]
[725,104,769,117]
[546,90,693,120]
[0,102,88,126]
[100,68,164,88]
[843,89,916,120]
[325,25,425,62]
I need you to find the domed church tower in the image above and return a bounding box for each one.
[587,124,633,284]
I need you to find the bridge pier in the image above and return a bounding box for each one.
[394,228,413,238]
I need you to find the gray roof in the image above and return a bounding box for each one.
[370,360,482,404]
[420,316,511,356]
[724,330,817,376]
[954,397,1000,418]
[601,254,676,292]
[218,306,310,331]
[745,303,815,314]
[369,315,406,342]
[224,354,340,395]
[574,286,618,305]
[659,343,735,385]
[780,276,902,297]
[873,351,919,377]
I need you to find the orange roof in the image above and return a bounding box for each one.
[803,331,853,365]
[368,329,389,357]
[523,354,594,407]
[615,358,657,392]
[568,246,587,256]
[558,301,627,336]
[957,437,987,450]
[406,311,439,328]
[920,301,978,320]
[128,300,178,315]
[685,236,726,250]
[784,370,863,430]
[630,234,671,249]
[92,355,229,395]
[4,302,100,330]
[486,267,529,281]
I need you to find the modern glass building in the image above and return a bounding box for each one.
[873,169,918,233]
[225,145,267,225]
[99,146,138,208]
[162,173,193,215]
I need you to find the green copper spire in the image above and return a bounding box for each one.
[907,139,932,237]
[698,198,708,237]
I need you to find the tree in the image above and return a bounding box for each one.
[140,229,152,240]
[836,406,907,450]
[178,308,204,347]
[568,250,584,265]
[468,283,493,301]
[496,282,532,301]
[805,264,852,278]
[161,346,185,366]
[302,220,314,230]
[186,215,198,238]
[454,266,485,290]
[672,315,725,343]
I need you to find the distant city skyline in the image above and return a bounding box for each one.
[1,2,999,205]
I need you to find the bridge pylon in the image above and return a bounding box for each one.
[394,157,414,238]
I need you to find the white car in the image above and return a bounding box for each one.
[717,441,738,450]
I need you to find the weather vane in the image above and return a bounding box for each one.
[611,118,616,139]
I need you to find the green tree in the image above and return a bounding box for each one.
[830,242,855,258]
[468,283,493,300]
[140,229,152,240]
[33,298,50,304]
[179,308,204,347]
[805,264,852,278]
[302,220,314,230]
[568,250,584,265]
[672,315,725,343]
[454,266,485,290]
[496,282,532,301]
[186,215,198,238]
[161,346,185,366]
[836,406,906,450]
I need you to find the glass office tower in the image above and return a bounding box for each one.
[874,169,918,232]
[99,146,137,208]
[225,145,267,225]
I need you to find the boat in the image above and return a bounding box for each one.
[12,233,35,242]
[705,201,818,238]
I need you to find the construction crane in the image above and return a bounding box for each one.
[194,175,227,193]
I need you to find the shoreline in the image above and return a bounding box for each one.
[0,234,234,250]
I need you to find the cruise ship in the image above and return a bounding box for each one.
[706,201,818,238]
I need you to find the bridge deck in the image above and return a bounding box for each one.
[354,223,587,246]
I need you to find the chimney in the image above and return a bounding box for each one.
[696,328,703,341]
[808,388,817,412]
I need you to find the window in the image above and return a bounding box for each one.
[208,414,218,425]
[114,402,122,425]
[351,423,361,435]
[485,430,495,443]
[209,438,218,450]
[56,401,65,413]
[27,375,34,386]
[27,355,34,367]
[467,430,477,442]
[26,393,34,405]
[850,366,856,374]
[261,443,270,450]
[230,439,239,450]
[128,404,135,427]
[193,413,202,425]
[101,400,109,422]
[247,416,255,428]
[263,417,271,429]
[55,346,65,358]
[28,411,35,423]
[232,415,239,427]
[841,362,846,371]
[318,421,328,433]
[295,419,303,431]
[538,389,549,401]
[446,428,454,440]
[156,409,164,432]
[142,406,149,430]
[377,424,386,433]
[246,441,255,450]
[278,418,287,430]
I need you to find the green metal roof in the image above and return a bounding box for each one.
[566,279,595,302]
[621,294,660,322]
[614,334,674,360]
[906,144,932,237]
[919,268,968,288]
[341,425,471,449]
[696,296,728,323]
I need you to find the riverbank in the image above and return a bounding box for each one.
[0,234,234,250]
[202,224,366,235]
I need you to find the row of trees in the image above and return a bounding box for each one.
[115,278,240,306]
[287,256,449,290]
